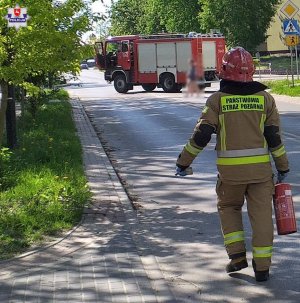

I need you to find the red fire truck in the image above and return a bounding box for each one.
[95,32,226,93]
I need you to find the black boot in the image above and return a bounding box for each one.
[252,259,269,282]
[226,259,248,273]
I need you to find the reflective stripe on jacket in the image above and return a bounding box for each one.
[176,81,289,184]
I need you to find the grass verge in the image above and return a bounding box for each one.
[0,91,91,260]
[263,79,300,96]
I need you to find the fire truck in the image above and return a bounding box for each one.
[95,32,226,93]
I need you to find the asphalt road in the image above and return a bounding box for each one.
[67,69,300,303]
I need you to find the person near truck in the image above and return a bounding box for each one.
[175,47,289,282]
[186,58,200,97]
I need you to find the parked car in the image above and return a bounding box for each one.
[80,63,89,70]
[87,59,96,68]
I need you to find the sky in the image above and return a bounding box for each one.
[92,0,111,14]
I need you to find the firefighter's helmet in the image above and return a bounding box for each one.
[219,47,255,82]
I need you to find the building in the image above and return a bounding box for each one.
[260,0,300,53]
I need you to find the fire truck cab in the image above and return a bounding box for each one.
[95,32,226,93]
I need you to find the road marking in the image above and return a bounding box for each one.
[282,131,300,142]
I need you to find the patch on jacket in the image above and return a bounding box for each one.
[221,95,265,112]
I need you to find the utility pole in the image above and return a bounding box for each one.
[296,45,299,80]
[290,46,295,87]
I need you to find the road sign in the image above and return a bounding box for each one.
[285,35,299,46]
[280,0,299,19]
[283,19,300,35]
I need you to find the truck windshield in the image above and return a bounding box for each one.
[106,42,118,54]
[104,42,120,68]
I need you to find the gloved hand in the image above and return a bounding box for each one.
[277,171,288,183]
[175,166,193,176]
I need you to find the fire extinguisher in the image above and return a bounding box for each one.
[273,183,297,235]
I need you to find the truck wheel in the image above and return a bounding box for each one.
[142,84,156,92]
[161,74,176,93]
[114,74,129,93]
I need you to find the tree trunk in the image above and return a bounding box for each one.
[48,72,54,89]
[6,85,17,148]
[0,80,8,147]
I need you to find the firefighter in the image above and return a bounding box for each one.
[176,47,289,282]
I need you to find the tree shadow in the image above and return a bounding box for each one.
[79,97,300,302]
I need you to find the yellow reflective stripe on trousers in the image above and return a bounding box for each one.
[253,246,273,258]
[224,231,244,245]
[219,114,226,151]
[260,114,267,148]
[271,146,286,158]
[217,155,271,165]
[184,142,202,156]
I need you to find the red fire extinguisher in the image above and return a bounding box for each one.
[273,183,297,235]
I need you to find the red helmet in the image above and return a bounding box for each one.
[219,47,255,82]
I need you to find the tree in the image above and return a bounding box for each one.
[144,0,201,34]
[0,0,95,146]
[109,0,201,35]
[199,0,282,52]
[109,0,145,35]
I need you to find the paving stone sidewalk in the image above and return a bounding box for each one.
[0,99,176,303]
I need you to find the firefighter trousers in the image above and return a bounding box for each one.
[216,178,274,271]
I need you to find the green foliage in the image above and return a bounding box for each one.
[109,0,201,35]
[109,0,146,35]
[263,79,300,96]
[25,88,70,118]
[26,91,47,118]
[0,147,11,166]
[0,0,96,146]
[0,0,94,84]
[0,97,91,259]
[50,89,70,101]
[0,147,13,190]
[108,0,280,50]
[198,0,281,52]
[144,0,201,34]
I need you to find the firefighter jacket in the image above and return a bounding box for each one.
[176,80,289,184]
